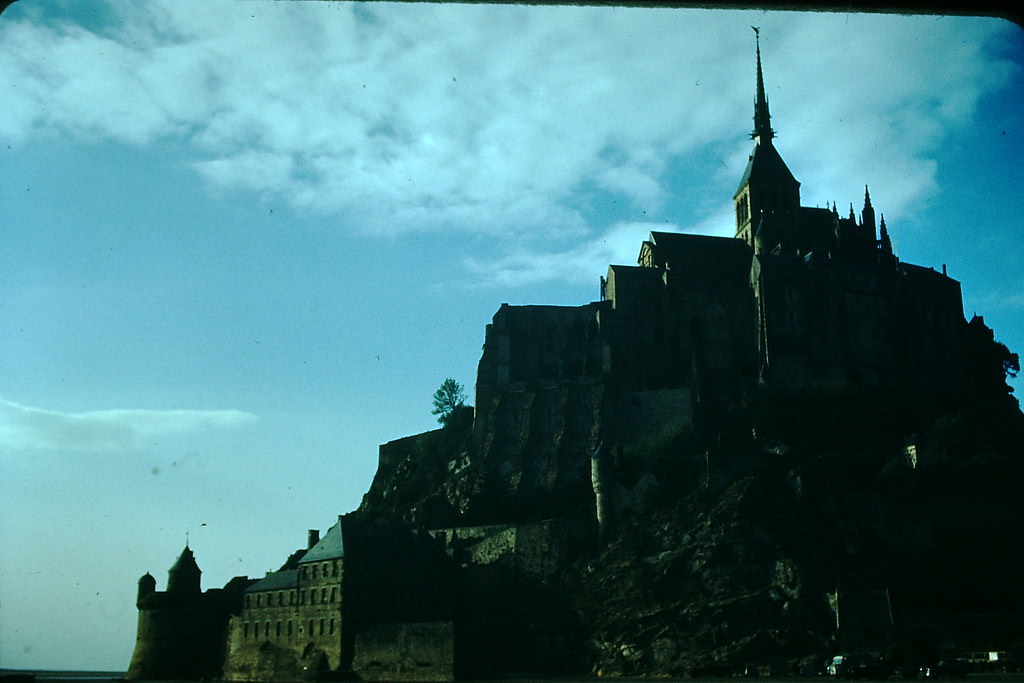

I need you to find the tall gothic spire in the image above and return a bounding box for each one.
[752,27,774,142]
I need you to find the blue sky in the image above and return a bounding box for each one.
[1,1,1022,672]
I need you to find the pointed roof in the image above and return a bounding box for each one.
[167,544,202,593]
[751,27,774,142]
[880,214,893,254]
[299,517,345,563]
[170,545,200,574]
[735,31,798,197]
[735,138,799,196]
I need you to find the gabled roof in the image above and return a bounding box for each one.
[245,569,298,593]
[300,518,344,563]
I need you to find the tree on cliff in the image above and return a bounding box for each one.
[432,378,466,426]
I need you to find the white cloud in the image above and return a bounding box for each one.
[0,4,1016,251]
[974,287,1024,313]
[0,397,257,453]
[465,220,666,288]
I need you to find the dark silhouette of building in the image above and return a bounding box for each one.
[126,546,252,680]
[129,35,1017,682]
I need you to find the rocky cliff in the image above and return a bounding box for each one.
[356,383,1024,676]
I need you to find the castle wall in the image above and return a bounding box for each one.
[475,303,608,443]
[611,389,693,448]
[127,593,237,680]
[428,519,573,581]
[352,622,455,682]
[753,255,967,395]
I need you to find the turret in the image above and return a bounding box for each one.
[167,545,201,595]
[137,572,156,604]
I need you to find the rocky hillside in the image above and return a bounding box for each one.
[355,386,1024,676]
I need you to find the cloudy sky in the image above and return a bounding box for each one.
[1,0,1022,671]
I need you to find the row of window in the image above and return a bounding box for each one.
[300,561,339,579]
[247,586,338,608]
[241,618,336,640]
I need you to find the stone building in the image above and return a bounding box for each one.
[467,32,974,522]
[223,518,346,681]
[483,33,965,403]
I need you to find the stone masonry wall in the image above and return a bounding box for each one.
[352,622,455,681]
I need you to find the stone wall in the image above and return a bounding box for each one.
[428,519,575,581]
[352,622,456,681]
[127,598,235,680]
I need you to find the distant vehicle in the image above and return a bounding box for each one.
[830,652,890,679]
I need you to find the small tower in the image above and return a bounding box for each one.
[167,545,201,595]
[137,572,156,605]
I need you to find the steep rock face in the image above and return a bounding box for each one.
[467,378,606,522]
[357,385,1024,676]
[360,381,607,528]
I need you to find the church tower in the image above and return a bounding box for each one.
[734,29,800,250]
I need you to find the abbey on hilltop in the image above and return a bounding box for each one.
[477,32,966,414]
[127,36,1021,682]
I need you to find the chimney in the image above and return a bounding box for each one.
[308,529,320,548]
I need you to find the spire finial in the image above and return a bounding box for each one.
[752,27,774,142]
